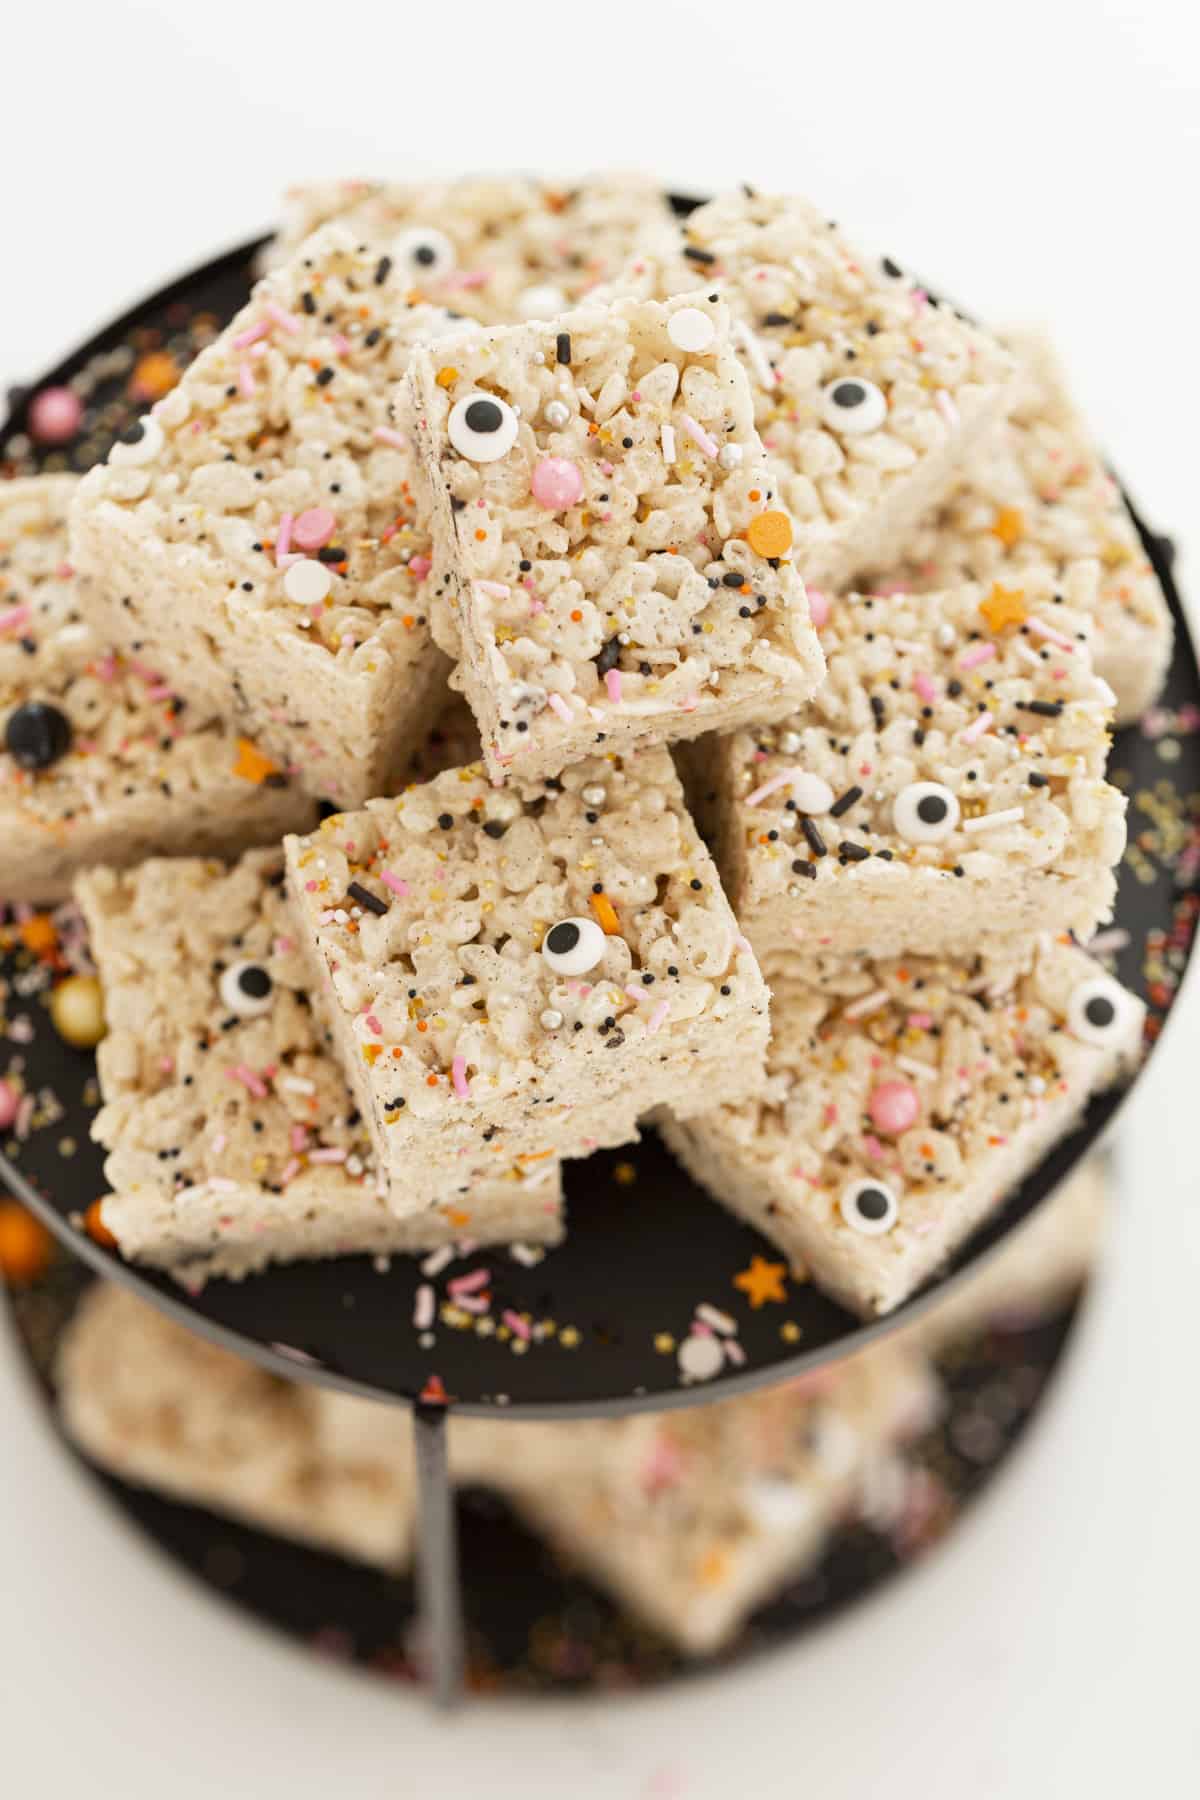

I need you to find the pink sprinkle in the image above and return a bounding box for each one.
[451,1055,470,1099]
[807,587,831,629]
[531,456,585,510]
[452,270,489,291]
[0,605,32,634]
[279,1158,302,1186]
[604,668,623,703]
[454,1294,489,1315]
[304,879,318,892]
[275,513,294,565]
[679,692,699,713]
[1027,616,1075,651]
[293,506,336,551]
[648,1000,670,1034]
[0,1079,18,1130]
[381,870,410,897]
[210,1133,228,1156]
[28,386,82,444]
[745,769,796,808]
[408,554,431,580]
[448,1267,490,1297]
[332,332,352,356]
[290,1125,309,1152]
[868,1080,921,1135]
[502,1309,531,1340]
[547,693,573,724]
[959,642,996,670]
[912,671,938,703]
[228,1063,269,1099]
[265,301,302,335]
[474,579,509,598]
[960,710,994,744]
[308,1146,348,1164]
[231,319,270,351]
[935,388,960,427]
[907,1012,934,1030]
[863,1133,885,1159]
[364,1013,382,1036]
[237,358,255,397]
[374,426,407,450]
[680,413,719,458]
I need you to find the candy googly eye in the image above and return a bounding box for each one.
[390,226,456,282]
[447,392,520,462]
[219,960,275,1018]
[5,700,72,770]
[839,1178,899,1236]
[541,916,606,976]
[819,376,887,436]
[110,416,164,467]
[1066,974,1137,1048]
[893,781,960,845]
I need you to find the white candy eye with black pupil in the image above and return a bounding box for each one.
[893,781,960,844]
[219,960,275,1018]
[541,916,606,976]
[1067,974,1136,1048]
[391,226,456,282]
[447,392,520,463]
[110,415,164,467]
[819,376,887,435]
[840,1178,899,1236]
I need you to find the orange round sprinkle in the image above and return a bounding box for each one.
[84,1198,118,1250]
[130,351,179,402]
[0,1201,53,1283]
[746,510,793,559]
[19,915,58,957]
[426,1073,439,1086]
[474,528,487,541]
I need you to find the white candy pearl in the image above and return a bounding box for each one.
[543,399,571,428]
[517,283,568,321]
[667,307,717,354]
[717,443,744,470]
[540,1008,564,1031]
[283,560,333,605]
[791,772,835,813]
[678,1333,724,1381]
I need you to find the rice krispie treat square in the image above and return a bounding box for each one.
[701,575,1126,962]
[78,851,562,1281]
[859,332,1173,725]
[58,1283,414,1568]
[660,940,1143,1317]
[283,746,771,1206]
[0,476,315,901]
[603,190,1016,592]
[402,289,825,783]
[270,172,681,323]
[494,1342,938,1654]
[70,225,454,807]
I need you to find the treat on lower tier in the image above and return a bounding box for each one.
[494,1341,939,1655]
[283,747,770,1210]
[268,171,681,323]
[70,225,452,807]
[0,476,315,901]
[602,189,1017,591]
[659,940,1144,1317]
[401,289,825,783]
[57,1283,414,1568]
[910,1153,1109,1352]
[699,576,1126,962]
[859,332,1173,725]
[77,851,563,1280]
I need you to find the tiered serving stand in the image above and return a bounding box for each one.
[2,215,1196,1704]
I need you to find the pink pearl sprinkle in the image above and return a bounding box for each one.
[530,456,584,510]
[869,1081,921,1135]
[0,1078,19,1129]
[29,386,82,444]
[807,588,831,629]
[408,554,432,580]
[292,507,336,551]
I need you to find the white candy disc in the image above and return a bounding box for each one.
[667,306,717,354]
[283,560,333,605]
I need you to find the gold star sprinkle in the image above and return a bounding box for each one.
[734,1255,789,1308]
[989,505,1025,548]
[979,583,1028,632]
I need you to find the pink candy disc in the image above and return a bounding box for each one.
[292,507,337,551]
[0,1078,19,1129]
[530,457,584,510]
[28,386,82,445]
[868,1080,920,1136]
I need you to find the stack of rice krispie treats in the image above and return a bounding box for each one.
[1,173,1159,1311]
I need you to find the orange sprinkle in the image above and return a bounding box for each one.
[746,510,793,559]
[362,1044,382,1065]
[435,366,459,389]
[474,528,487,541]
[19,915,58,957]
[130,350,178,402]
[426,1074,439,1087]
[990,505,1025,549]
[748,489,762,503]
[979,583,1028,632]
[589,891,620,934]
[0,1202,53,1283]
[232,738,282,785]
[84,1198,118,1250]
[570,609,583,622]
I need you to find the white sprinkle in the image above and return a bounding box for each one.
[543,399,570,428]
[843,988,890,1020]
[420,1245,455,1278]
[1013,641,1043,670]
[283,559,333,605]
[734,319,774,390]
[895,1055,936,1081]
[540,1008,564,1030]
[696,1303,737,1335]
[935,622,956,650]
[963,806,1025,833]
[510,1243,544,1267]
[279,1075,316,1095]
[414,1284,435,1331]
[660,422,676,463]
[1086,928,1131,954]
[668,306,717,354]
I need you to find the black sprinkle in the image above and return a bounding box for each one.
[347,881,388,917]
[1028,771,1049,787]
[839,841,870,862]
[722,571,745,588]
[1019,700,1064,718]
[829,785,863,819]
[437,812,454,830]
[374,255,393,286]
[556,332,572,366]
[301,292,317,315]
[594,636,621,676]
[869,695,886,726]
[482,820,507,839]
[791,860,817,879]
[801,817,827,857]
[684,245,716,264]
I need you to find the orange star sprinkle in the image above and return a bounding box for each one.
[989,505,1025,549]
[978,583,1028,633]
[745,509,793,559]
[734,1254,789,1308]
[232,737,282,785]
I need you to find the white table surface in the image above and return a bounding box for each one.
[1,4,1198,1793]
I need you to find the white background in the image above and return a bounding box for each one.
[1,2,1198,1793]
